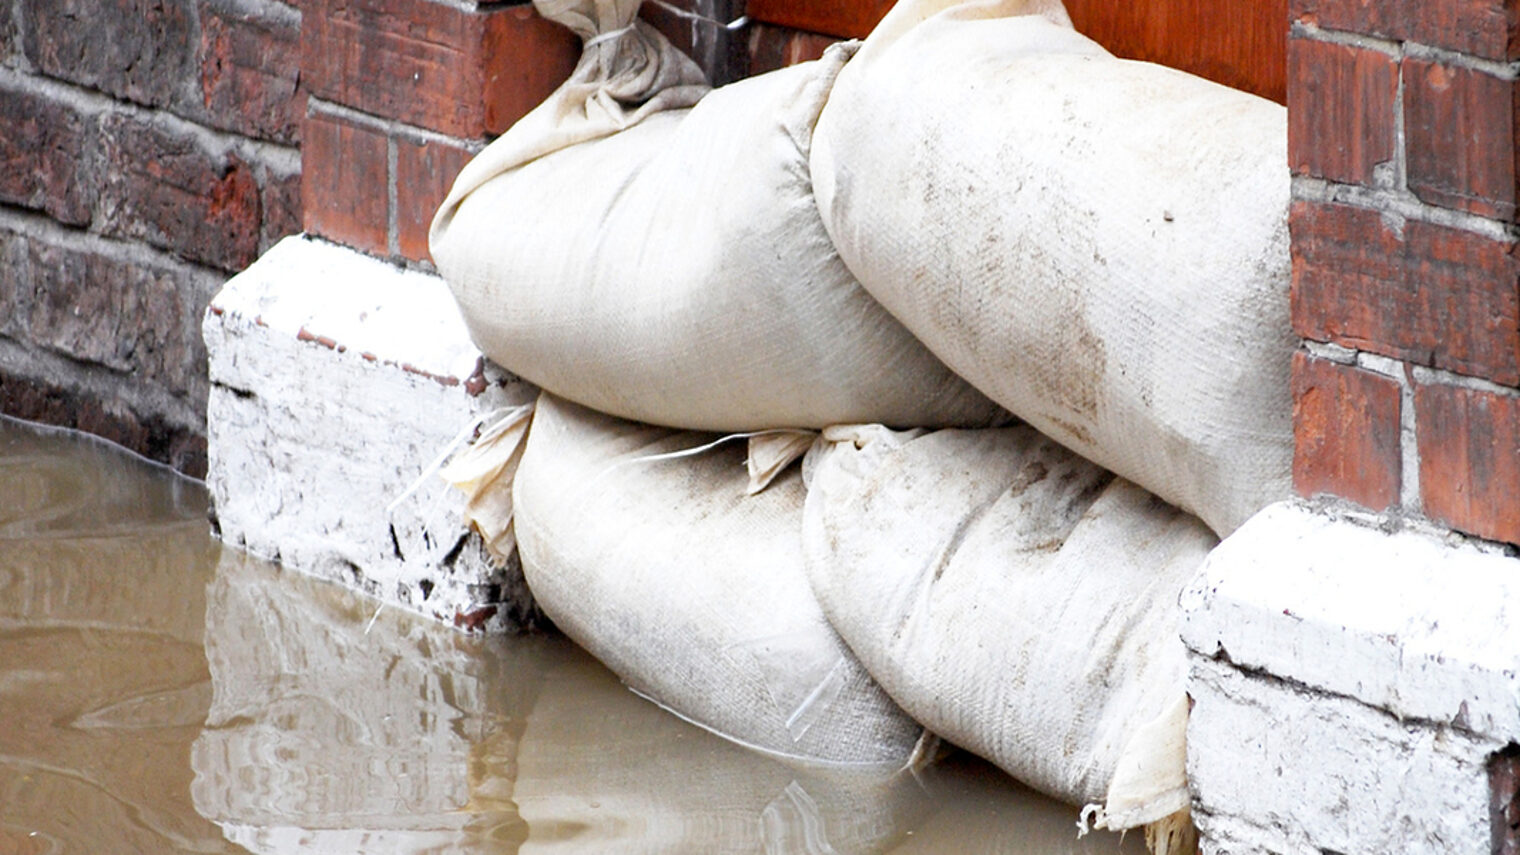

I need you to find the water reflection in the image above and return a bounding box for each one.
[0,417,1143,854]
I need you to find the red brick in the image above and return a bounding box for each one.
[19,0,194,110]
[302,0,578,138]
[0,83,93,226]
[745,22,838,76]
[745,0,891,39]
[1404,58,1520,221]
[301,111,388,255]
[1416,382,1520,545]
[1288,38,1398,184]
[198,0,304,144]
[394,137,471,263]
[1292,352,1403,510]
[96,113,265,272]
[1291,0,1519,62]
[1291,201,1520,386]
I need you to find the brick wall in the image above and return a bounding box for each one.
[1287,0,1520,547]
[0,0,302,476]
[0,0,846,476]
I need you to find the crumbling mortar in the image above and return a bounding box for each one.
[1291,20,1402,57]
[386,135,401,258]
[306,95,487,153]
[1292,175,1519,242]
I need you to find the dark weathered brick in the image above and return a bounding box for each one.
[745,0,890,39]
[0,372,207,477]
[0,82,94,226]
[301,110,388,256]
[302,0,577,137]
[394,136,471,263]
[259,166,302,254]
[745,22,837,76]
[1291,0,1520,62]
[96,113,265,271]
[1288,38,1398,185]
[1416,381,1520,546]
[639,0,747,85]
[198,0,304,144]
[20,0,194,110]
[1291,201,1520,387]
[0,228,210,403]
[1292,352,1403,511]
[1404,57,1519,222]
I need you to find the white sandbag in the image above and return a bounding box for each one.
[801,424,1217,842]
[811,0,1293,536]
[431,29,1003,432]
[512,394,925,766]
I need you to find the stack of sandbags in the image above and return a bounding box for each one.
[428,1,1295,850]
[510,394,926,767]
[430,0,1002,433]
[810,0,1293,536]
[802,424,1216,851]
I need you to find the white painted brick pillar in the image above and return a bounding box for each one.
[1182,501,1520,853]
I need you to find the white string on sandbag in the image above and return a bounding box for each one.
[512,394,924,768]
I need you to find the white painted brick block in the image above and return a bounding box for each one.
[1189,656,1496,854]
[203,235,540,632]
[1183,500,1520,854]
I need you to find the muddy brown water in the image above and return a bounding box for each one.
[0,416,1144,855]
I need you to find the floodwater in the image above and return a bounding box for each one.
[0,416,1144,854]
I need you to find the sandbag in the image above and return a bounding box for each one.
[801,424,1216,847]
[431,12,1003,432]
[512,394,925,766]
[811,0,1293,536]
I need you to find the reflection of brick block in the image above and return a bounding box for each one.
[204,235,541,633]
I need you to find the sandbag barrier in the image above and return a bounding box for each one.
[428,0,1292,851]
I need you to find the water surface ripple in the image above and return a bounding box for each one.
[0,416,1141,854]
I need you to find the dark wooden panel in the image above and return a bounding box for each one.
[1061,0,1287,103]
[743,0,1287,104]
[743,0,894,40]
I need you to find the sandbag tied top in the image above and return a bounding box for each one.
[430,0,709,245]
[512,394,925,767]
[801,426,1217,843]
[432,39,1007,433]
[811,0,1293,537]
